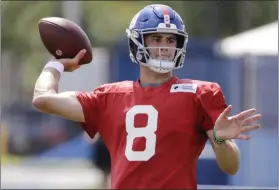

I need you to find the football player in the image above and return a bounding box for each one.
[32,4,261,189]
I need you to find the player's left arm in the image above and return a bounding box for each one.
[206,131,240,175]
[200,83,261,175]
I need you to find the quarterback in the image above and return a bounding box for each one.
[32,4,261,189]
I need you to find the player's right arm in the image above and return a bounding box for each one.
[32,68,85,122]
[32,49,86,122]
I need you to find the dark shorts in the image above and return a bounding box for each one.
[93,139,111,174]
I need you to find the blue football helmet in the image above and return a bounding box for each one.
[126,4,188,73]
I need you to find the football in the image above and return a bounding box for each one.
[38,17,93,65]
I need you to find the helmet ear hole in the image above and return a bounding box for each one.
[176,34,185,49]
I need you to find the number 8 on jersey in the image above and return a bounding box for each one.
[125,105,158,161]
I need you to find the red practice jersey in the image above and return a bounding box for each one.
[76,76,227,189]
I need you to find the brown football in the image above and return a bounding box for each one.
[38,17,92,65]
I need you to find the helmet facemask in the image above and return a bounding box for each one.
[127,28,188,73]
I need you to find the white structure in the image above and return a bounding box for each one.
[59,48,110,92]
[215,21,278,57]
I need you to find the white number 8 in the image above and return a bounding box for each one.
[125,105,158,161]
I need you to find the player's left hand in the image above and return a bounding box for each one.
[214,105,261,141]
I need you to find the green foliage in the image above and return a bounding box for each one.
[249,1,277,28]
[82,1,153,46]
[2,1,62,60]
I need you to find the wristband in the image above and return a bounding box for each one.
[43,61,64,74]
[213,128,225,145]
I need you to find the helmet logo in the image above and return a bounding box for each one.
[162,6,171,28]
[164,15,170,25]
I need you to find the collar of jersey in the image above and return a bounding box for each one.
[134,76,178,91]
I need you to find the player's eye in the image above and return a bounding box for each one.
[151,37,160,43]
[167,38,176,44]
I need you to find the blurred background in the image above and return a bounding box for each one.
[1,1,278,189]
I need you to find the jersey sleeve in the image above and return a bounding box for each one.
[198,83,228,132]
[75,87,102,138]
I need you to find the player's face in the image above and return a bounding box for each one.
[144,33,177,61]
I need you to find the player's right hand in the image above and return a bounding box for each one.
[55,49,87,72]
